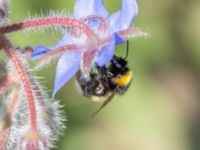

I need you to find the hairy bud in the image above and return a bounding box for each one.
[17,129,47,150]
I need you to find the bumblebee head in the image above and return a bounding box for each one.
[110,56,128,74]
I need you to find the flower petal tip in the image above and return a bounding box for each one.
[32,46,51,60]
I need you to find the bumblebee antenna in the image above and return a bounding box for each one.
[124,40,129,60]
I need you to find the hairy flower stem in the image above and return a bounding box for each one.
[0,17,98,47]
[39,44,83,64]
[6,48,37,130]
[1,36,37,131]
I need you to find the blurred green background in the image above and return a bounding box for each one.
[5,0,200,149]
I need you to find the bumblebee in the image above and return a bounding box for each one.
[75,41,133,116]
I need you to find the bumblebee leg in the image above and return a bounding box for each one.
[96,66,107,78]
[90,93,115,118]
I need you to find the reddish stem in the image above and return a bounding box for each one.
[1,35,38,130]
[6,47,37,130]
[39,44,84,63]
[0,17,98,47]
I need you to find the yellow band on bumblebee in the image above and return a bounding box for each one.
[113,70,133,86]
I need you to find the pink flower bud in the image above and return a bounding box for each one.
[17,129,47,150]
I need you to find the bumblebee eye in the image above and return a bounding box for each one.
[95,84,104,95]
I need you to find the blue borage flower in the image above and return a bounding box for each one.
[32,0,145,96]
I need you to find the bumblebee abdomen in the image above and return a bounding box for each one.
[113,70,133,87]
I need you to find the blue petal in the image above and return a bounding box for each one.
[55,33,73,48]
[53,51,81,96]
[74,0,109,19]
[32,46,51,60]
[109,0,138,33]
[95,35,116,67]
